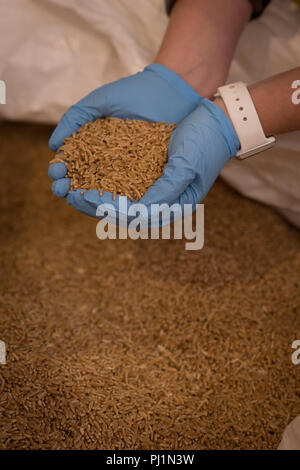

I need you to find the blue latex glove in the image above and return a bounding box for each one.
[48,63,202,216]
[140,98,240,207]
[76,98,240,224]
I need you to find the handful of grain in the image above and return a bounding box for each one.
[50,117,176,201]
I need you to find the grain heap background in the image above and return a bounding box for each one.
[0,122,299,450]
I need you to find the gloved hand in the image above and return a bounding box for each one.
[48,63,202,216]
[140,98,240,208]
[74,98,240,224]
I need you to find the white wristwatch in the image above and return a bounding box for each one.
[215,81,275,159]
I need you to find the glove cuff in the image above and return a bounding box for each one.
[202,98,241,158]
[145,63,202,106]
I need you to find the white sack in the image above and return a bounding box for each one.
[278,415,300,450]
[0,0,167,123]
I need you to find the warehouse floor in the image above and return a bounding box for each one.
[0,122,299,450]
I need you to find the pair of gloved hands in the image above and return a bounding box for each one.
[48,64,240,221]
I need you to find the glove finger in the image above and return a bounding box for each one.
[83,190,137,226]
[176,181,203,208]
[66,190,98,218]
[83,190,125,207]
[84,190,180,228]
[84,189,192,228]
[140,156,195,206]
[48,162,67,180]
[48,88,108,152]
[147,184,200,228]
[51,178,70,198]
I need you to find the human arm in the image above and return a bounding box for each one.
[214,67,300,136]
[155,0,252,97]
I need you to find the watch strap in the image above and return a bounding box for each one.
[216,82,275,159]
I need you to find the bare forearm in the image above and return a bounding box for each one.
[248,68,300,135]
[215,67,300,136]
[155,0,252,98]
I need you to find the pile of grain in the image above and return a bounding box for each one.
[1,122,300,450]
[50,117,176,201]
